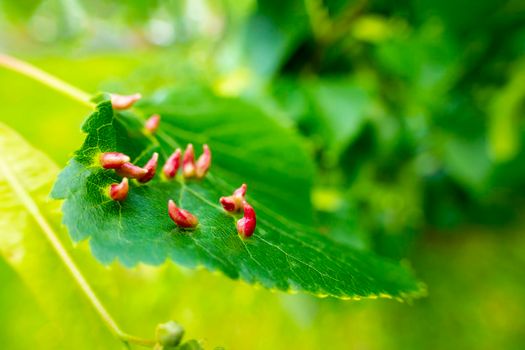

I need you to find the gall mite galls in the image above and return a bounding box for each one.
[195,144,212,179]
[220,183,247,212]
[145,114,161,134]
[182,144,196,178]
[180,143,212,180]
[115,162,148,179]
[99,152,130,169]
[236,201,256,238]
[109,177,129,201]
[110,93,142,110]
[163,148,182,179]
[168,200,199,228]
[137,152,159,183]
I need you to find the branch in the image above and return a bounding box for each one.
[0,53,94,108]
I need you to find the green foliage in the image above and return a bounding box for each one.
[241,0,310,77]
[244,0,525,256]
[52,91,423,300]
[2,0,525,348]
[0,122,117,348]
[302,78,373,161]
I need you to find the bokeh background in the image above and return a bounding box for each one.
[1,0,525,349]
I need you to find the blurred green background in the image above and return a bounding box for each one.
[1,0,524,349]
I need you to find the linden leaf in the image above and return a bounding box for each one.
[52,88,425,300]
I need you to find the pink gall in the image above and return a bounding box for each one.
[99,152,130,169]
[220,183,247,212]
[219,197,237,212]
[182,144,196,178]
[168,200,199,228]
[163,148,182,179]
[109,177,129,201]
[110,93,142,110]
[145,114,161,134]
[137,152,158,183]
[195,144,212,179]
[236,201,256,238]
[116,162,148,179]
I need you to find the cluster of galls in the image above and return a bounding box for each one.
[102,94,257,238]
[220,184,256,238]
[101,142,211,198]
[166,183,256,238]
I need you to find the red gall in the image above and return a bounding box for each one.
[110,93,142,110]
[137,152,159,183]
[220,183,247,212]
[99,152,130,169]
[116,162,148,179]
[182,144,196,178]
[109,177,129,201]
[195,144,212,179]
[236,201,256,238]
[145,114,161,134]
[168,200,199,228]
[163,148,181,179]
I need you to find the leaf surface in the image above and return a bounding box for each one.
[52,89,425,300]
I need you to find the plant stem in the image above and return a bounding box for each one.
[0,54,156,348]
[0,53,95,108]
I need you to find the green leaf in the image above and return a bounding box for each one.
[52,88,425,300]
[241,0,310,77]
[304,78,374,159]
[0,123,117,348]
[487,61,525,162]
[1,0,41,23]
[442,135,491,193]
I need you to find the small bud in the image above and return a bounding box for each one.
[168,200,199,228]
[156,321,184,347]
[195,144,212,179]
[110,93,142,110]
[163,148,181,179]
[109,177,129,201]
[99,152,130,169]
[138,152,158,183]
[116,162,148,179]
[145,114,161,134]
[237,201,256,238]
[220,183,247,212]
[182,144,195,178]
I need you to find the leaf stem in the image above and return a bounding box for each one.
[0,132,154,347]
[0,53,95,108]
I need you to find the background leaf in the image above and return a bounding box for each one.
[241,0,310,78]
[0,122,118,349]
